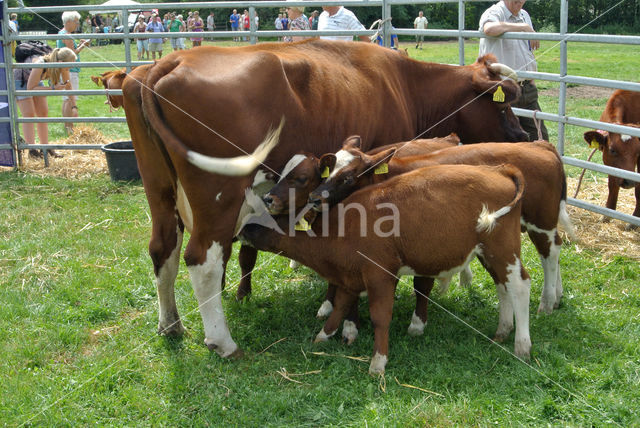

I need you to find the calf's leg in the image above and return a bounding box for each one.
[236,245,257,300]
[407,277,434,336]
[314,287,357,342]
[366,277,397,375]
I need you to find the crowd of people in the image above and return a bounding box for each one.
[12,1,546,162]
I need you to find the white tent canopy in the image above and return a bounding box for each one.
[90,0,142,15]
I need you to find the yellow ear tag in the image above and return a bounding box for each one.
[374,163,389,175]
[295,217,311,231]
[493,85,505,103]
[321,166,330,178]
[590,139,600,149]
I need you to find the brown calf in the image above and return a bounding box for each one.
[583,89,640,228]
[242,164,531,374]
[308,138,574,315]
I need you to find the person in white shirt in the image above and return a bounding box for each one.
[413,11,428,49]
[479,0,548,141]
[318,6,368,42]
[207,11,215,40]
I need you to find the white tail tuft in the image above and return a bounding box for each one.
[558,200,577,241]
[187,117,285,176]
[476,203,515,233]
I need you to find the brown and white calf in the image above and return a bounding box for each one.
[242,164,531,374]
[583,90,640,228]
[308,138,574,315]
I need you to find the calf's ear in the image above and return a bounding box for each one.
[583,130,608,152]
[90,75,103,86]
[343,135,361,149]
[319,153,337,174]
[364,147,397,169]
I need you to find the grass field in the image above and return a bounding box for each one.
[2,39,639,426]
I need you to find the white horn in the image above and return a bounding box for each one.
[489,63,519,82]
[187,117,285,176]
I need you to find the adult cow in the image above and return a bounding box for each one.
[98,39,528,358]
[583,89,640,228]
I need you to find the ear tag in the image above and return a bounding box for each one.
[493,85,505,103]
[321,166,330,178]
[590,139,600,149]
[374,163,389,175]
[295,217,311,231]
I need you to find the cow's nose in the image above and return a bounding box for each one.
[621,179,634,189]
[308,193,323,210]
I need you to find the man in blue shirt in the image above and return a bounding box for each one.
[229,9,240,41]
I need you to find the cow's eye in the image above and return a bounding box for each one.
[296,176,308,185]
[343,176,354,185]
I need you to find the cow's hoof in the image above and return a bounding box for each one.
[493,332,509,343]
[537,302,554,315]
[226,347,245,359]
[316,300,333,319]
[314,328,334,343]
[368,352,387,375]
[158,321,186,337]
[600,215,611,223]
[205,339,242,359]
[624,223,638,231]
[341,321,358,345]
[235,287,251,301]
[514,339,531,361]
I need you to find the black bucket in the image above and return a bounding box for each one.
[102,141,141,182]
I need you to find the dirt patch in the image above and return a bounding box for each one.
[540,85,614,100]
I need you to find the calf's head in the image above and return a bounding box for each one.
[91,69,127,110]
[308,136,396,209]
[264,153,323,214]
[584,127,640,189]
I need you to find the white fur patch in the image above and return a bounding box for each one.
[359,291,368,298]
[407,311,426,336]
[156,228,183,331]
[505,258,532,359]
[176,180,193,234]
[278,154,307,182]
[188,242,239,357]
[252,170,270,187]
[342,320,358,343]
[397,266,417,276]
[435,245,480,281]
[215,192,222,201]
[316,300,334,318]
[621,134,632,142]
[289,260,299,269]
[521,218,556,242]
[329,150,356,179]
[369,352,388,375]
[315,328,336,342]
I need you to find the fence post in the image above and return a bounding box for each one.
[382,0,391,47]
[249,7,256,45]
[557,0,569,155]
[458,0,465,65]
[122,7,132,73]
[1,0,19,167]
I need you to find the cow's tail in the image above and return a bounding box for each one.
[558,171,577,240]
[141,59,283,176]
[476,164,525,233]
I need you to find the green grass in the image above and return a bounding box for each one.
[2,40,639,426]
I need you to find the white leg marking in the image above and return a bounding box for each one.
[188,242,239,357]
[314,327,336,342]
[506,258,531,359]
[156,227,185,335]
[538,235,561,314]
[407,311,426,336]
[555,263,563,308]
[316,300,334,319]
[437,276,451,294]
[289,259,299,269]
[460,265,473,288]
[342,320,359,344]
[369,352,388,375]
[494,283,514,342]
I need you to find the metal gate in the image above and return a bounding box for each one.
[1,0,639,227]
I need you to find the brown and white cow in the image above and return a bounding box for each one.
[98,39,528,357]
[241,164,531,374]
[305,138,574,315]
[583,90,640,228]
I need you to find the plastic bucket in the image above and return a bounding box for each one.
[102,141,141,182]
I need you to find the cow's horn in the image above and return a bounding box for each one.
[187,117,284,176]
[489,63,519,82]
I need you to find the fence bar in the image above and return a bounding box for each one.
[563,157,640,184]
[2,117,127,123]
[557,0,569,155]
[567,198,640,227]
[9,90,123,97]
[457,0,465,65]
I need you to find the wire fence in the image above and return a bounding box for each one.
[1,0,639,226]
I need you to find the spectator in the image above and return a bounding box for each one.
[8,13,18,56]
[275,13,284,41]
[229,9,240,41]
[82,15,92,43]
[254,12,259,30]
[207,11,216,40]
[479,0,548,141]
[134,15,149,60]
[169,13,186,51]
[92,13,103,33]
[376,27,399,49]
[56,11,90,135]
[190,11,204,47]
[146,14,165,60]
[284,4,310,43]
[14,47,77,159]
[414,11,428,49]
[318,6,368,42]
[242,9,250,41]
[281,13,289,31]
[309,10,319,30]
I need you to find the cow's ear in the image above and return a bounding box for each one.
[319,153,337,174]
[91,75,102,86]
[584,130,608,152]
[472,69,520,105]
[343,135,361,149]
[364,148,396,169]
